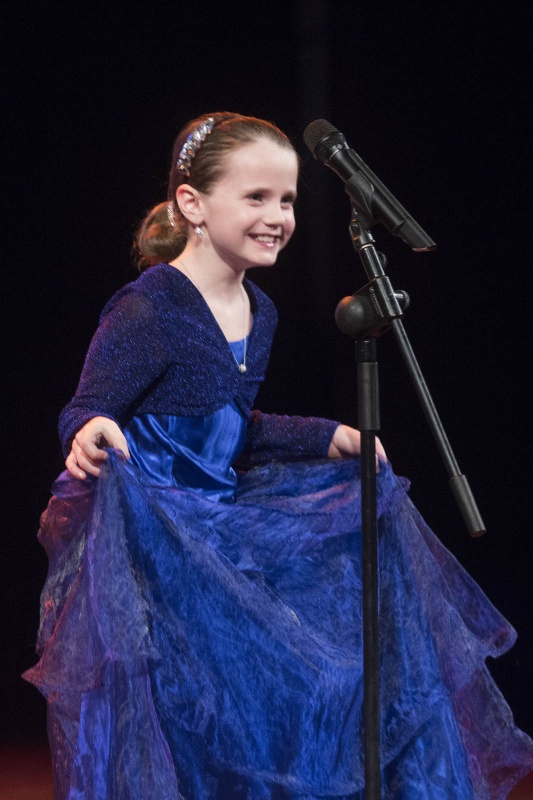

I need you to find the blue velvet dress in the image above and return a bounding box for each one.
[24,342,533,799]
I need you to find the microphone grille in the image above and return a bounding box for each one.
[303,119,345,159]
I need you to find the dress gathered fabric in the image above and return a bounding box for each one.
[25,400,533,797]
[24,276,533,798]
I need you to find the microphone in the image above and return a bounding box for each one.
[303,119,436,252]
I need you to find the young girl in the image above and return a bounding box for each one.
[25,112,533,799]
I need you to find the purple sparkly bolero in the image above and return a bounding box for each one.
[58,263,338,460]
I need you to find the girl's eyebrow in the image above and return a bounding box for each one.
[244,187,298,199]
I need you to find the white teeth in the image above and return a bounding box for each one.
[254,235,276,242]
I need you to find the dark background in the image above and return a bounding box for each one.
[2,0,532,746]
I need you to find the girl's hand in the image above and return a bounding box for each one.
[65,416,131,480]
[327,424,387,464]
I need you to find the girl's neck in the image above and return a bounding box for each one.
[169,243,245,302]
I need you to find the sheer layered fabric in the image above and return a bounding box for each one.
[25,398,533,799]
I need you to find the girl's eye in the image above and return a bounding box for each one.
[249,193,263,202]
[282,196,296,207]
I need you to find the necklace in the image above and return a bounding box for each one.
[179,260,248,373]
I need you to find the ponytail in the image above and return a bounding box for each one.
[132,202,187,272]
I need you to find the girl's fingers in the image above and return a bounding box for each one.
[67,441,106,479]
[375,437,388,463]
[73,435,108,462]
[65,418,130,480]
[65,451,88,480]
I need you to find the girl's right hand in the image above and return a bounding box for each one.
[65,416,131,480]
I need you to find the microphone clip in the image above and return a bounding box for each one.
[335,277,410,339]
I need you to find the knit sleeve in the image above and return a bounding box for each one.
[237,409,340,467]
[58,287,170,456]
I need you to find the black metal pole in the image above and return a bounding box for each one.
[357,339,381,800]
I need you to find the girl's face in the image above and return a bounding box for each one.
[198,138,298,271]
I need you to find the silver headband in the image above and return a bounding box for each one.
[176,117,215,177]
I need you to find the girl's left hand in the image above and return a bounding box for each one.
[327,424,387,464]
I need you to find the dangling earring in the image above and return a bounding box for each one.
[167,200,176,228]
[194,225,203,238]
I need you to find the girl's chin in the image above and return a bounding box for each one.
[245,258,279,270]
[246,247,282,266]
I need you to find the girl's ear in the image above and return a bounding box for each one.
[176,184,203,226]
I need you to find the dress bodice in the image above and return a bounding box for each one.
[123,339,248,502]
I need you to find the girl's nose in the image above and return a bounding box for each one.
[263,205,285,227]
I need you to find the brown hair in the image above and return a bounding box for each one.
[132,202,187,272]
[134,112,296,271]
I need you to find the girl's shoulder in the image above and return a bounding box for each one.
[98,263,185,322]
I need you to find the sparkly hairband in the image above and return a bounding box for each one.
[176,117,215,177]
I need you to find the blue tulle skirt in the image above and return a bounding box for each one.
[24,452,533,799]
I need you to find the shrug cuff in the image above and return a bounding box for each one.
[238,410,340,467]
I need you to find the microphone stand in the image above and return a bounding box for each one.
[335,208,486,800]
